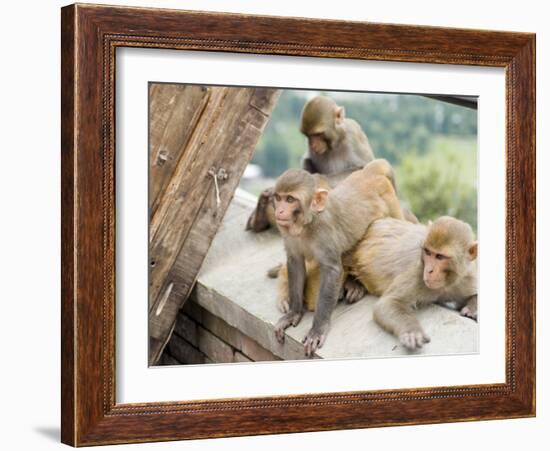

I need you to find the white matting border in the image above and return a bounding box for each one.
[116,48,506,403]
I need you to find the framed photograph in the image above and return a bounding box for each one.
[61,3,536,446]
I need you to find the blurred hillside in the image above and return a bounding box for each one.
[240,89,477,231]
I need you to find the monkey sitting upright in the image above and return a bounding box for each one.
[272,159,405,357]
[246,95,375,233]
[300,95,374,175]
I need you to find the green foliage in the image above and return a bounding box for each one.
[251,90,305,176]
[344,93,477,164]
[249,89,478,231]
[396,136,477,231]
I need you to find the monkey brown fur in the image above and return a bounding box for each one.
[300,95,374,174]
[352,217,478,349]
[246,95,374,233]
[272,159,404,356]
[287,217,478,349]
[271,162,414,313]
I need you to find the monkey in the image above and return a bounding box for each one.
[280,217,478,350]
[351,216,478,349]
[246,95,374,233]
[272,159,404,356]
[294,217,477,334]
[268,172,373,312]
[275,260,365,313]
[300,95,374,174]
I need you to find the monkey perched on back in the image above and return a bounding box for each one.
[246,95,375,233]
[300,95,374,175]
[272,159,405,356]
[278,216,478,351]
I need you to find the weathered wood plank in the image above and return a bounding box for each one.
[149,84,210,216]
[149,86,281,364]
[173,312,199,347]
[195,324,235,363]
[158,352,181,366]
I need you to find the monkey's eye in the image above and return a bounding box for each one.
[435,253,447,260]
[309,133,325,140]
[274,193,281,202]
[423,248,431,256]
[287,195,296,203]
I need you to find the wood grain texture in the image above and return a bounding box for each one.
[149,84,210,216]
[60,5,76,446]
[148,85,280,364]
[60,3,536,446]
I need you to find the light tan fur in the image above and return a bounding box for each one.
[273,159,405,356]
[276,260,334,312]
[357,217,477,349]
[246,95,374,233]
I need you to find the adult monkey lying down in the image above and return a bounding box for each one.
[358,217,478,349]
[277,217,478,351]
[272,159,405,356]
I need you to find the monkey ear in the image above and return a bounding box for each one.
[335,106,345,124]
[467,241,478,261]
[311,189,329,212]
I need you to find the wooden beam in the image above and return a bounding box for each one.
[148,84,281,364]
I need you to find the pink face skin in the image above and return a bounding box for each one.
[307,133,328,155]
[273,192,300,228]
[422,247,451,289]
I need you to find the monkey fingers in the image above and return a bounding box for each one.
[460,305,477,321]
[278,298,290,313]
[302,325,329,357]
[342,277,367,304]
[274,311,303,343]
[399,329,431,350]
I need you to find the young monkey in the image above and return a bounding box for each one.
[273,159,404,356]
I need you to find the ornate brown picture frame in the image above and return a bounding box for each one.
[61,3,535,446]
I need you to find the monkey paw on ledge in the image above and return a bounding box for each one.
[161,189,479,365]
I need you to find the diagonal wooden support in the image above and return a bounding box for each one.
[148,84,281,364]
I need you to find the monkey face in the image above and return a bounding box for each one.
[273,169,318,236]
[422,247,452,289]
[422,216,477,290]
[273,192,302,228]
[307,133,329,155]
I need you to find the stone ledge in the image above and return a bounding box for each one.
[189,191,479,361]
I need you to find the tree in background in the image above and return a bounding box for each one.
[396,137,477,230]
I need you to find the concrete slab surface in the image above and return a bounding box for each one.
[191,190,479,361]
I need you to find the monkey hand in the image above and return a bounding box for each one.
[245,188,274,232]
[341,277,367,304]
[460,295,478,321]
[278,297,290,313]
[302,324,329,357]
[399,328,431,350]
[274,311,303,343]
